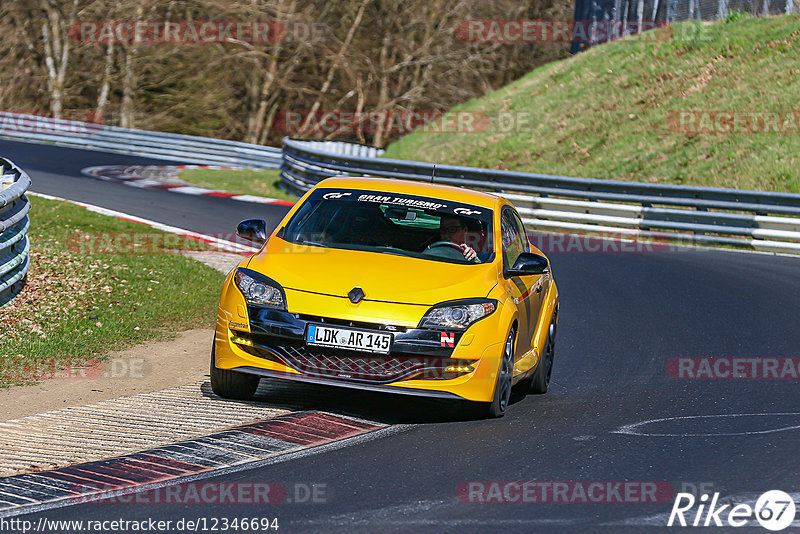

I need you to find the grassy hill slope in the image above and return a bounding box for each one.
[383,14,800,193]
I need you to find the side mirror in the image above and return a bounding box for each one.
[237,219,268,245]
[506,252,549,277]
[384,206,417,221]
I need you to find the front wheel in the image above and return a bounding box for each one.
[210,344,260,400]
[474,328,515,419]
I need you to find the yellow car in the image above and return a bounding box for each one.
[212,176,559,417]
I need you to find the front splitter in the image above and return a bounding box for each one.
[234,366,465,400]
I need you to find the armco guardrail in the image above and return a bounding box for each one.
[286,140,385,159]
[281,137,800,254]
[0,158,31,307]
[0,111,281,169]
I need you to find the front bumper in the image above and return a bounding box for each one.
[229,367,465,400]
[214,285,506,402]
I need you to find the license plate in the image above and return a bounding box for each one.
[306,324,392,354]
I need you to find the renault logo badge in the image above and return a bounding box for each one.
[348,287,365,304]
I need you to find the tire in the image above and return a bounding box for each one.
[529,310,557,395]
[475,328,515,419]
[210,344,260,400]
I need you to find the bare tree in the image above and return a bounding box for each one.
[0,0,572,145]
[299,0,370,135]
[94,39,114,119]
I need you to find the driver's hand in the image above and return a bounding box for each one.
[459,244,478,262]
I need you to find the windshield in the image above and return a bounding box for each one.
[279,188,495,264]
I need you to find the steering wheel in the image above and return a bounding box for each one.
[426,241,465,254]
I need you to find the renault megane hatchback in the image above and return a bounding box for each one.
[211,176,558,417]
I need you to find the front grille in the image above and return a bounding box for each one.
[294,314,407,333]
[230,330,472,383]
[276,343,442,383]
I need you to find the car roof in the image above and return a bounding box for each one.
[313,176,502,210]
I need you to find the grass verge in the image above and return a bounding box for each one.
[383,14,800,193]
[179,168,298,202]
[0,196,226,387]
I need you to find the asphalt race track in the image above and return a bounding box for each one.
[3,139,800,532]
[0,139,291,235]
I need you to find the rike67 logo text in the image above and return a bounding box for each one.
[668,490,796,531]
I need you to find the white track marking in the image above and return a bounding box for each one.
[81,165,294,205]
[613,413,800,437]
[0,423,403,519]
[168,186,225,195]
[28,191,258,254]
[296,497,582,527]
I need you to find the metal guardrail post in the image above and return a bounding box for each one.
[0,158,31,307]
[0,111,282,169]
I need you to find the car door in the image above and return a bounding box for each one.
[511,209,548,334]
[501,208,535,361]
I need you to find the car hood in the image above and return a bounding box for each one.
[246,238,498,306]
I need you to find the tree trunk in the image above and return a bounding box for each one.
[120,4,144,128]
[40,0,78,118]
[299,0,370,135]
[245,0,295,144]
[371,33,391,148]
[95,40,114,121]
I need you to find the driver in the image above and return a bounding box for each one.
[423,215,479,262]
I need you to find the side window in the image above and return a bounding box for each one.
[511,211,530,251]
[501,210,527,270]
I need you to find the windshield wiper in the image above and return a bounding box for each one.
[374,246,414,257]
[301,240,327,248]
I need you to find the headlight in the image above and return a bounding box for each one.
[419,299,497,330]
[234,268,286,310]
